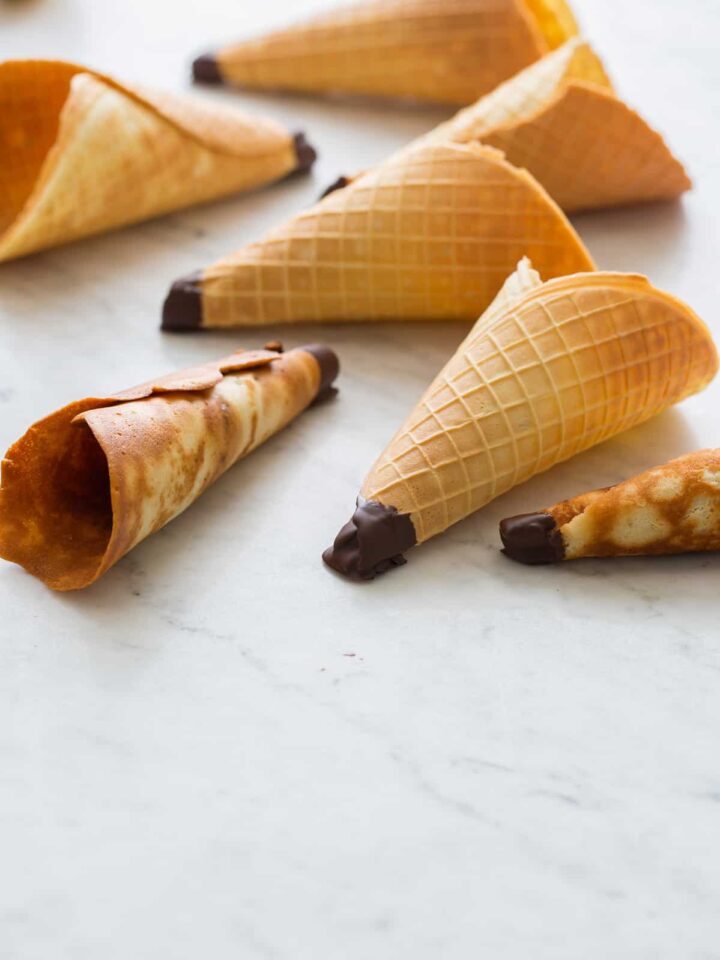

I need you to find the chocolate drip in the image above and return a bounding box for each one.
[192,54,223,85]
[161,272,203,331]
[293,133,317,173]
[323,498,417,580]
[499,512,565,565]
[318,176,350,200]
[300,344,340,404]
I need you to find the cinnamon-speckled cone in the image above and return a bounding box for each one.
[500,450,720,563]
[193,0,578,105]
[0,345,338,591]
[323,260,717,579]
[0,60,314,262]
[405,38,692,211]
[163,142,594,330]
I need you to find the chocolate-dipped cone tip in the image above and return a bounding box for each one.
[192,53,223,84]
[300,343,340,403]
[161,271,203,332]
[319,176,350,200]
[499,512,565,565]
[323,498,417,581]
[293,132,317,173]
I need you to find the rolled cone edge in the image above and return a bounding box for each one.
[322,497,417,581]
[162,271,204,331]
[499,512,566,565]
[192,53,223,84]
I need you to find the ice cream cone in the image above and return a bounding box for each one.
[0,59,315,262]
[501,450,720,563]
[324,39,690,212]
[323,260,718,579]
[193,0,578,105]
[358,37,687,213]
[162,142,594,330]
[0,344,339,591]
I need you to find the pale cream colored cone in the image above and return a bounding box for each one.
[0,60,306,262]
[0,344,336,591]
[202,0,578,105]
[170,142,594,329]
[360,261,718,547]
[415,38,691,211]
[507,450,720,561]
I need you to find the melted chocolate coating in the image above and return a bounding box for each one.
[499,512,565,565]
[192,54,223,84]
[319,176,350,200]
[293,133,317,173]
[300,344,340,404]
[323,498,417,580]
[161,272,203,331]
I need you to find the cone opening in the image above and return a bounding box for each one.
[0,410,113,590]
[0,61,80,234]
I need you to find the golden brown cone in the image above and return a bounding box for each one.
[165,142,594,329]
[406,38,691,212]
[0,59,308,262]
[507,450,720,561]
[199,0,578,104]
[360,260,717,551]
[0,345,337,590]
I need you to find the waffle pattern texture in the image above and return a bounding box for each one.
[362,261,718,544]
[416,38,691,211]
[210,0,578,104]
[0,60,299,261]
[197,142,594,327]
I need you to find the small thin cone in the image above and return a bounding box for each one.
[355,262,717,558]
[0,345,337,590]
[0,60,305,262]
[504,450,720,562]
[415,38,690,212]
[171,142,594,329]
[202,0,578,105]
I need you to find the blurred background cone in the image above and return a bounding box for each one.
[193,0,579,105]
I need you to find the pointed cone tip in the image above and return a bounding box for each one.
[161,272,204,332]
[323,498,417,581]
[499,512,565,565]
[192,54,223,85]
[299,344,340,404]
[293,132,317,173]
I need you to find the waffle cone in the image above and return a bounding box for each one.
[199,0,578,105]
[502,450,720,562]
[0,60,308,262]
[165,142,594,329]
[0,344,337,590]
[334,260,717,570]
[409,38,691,211]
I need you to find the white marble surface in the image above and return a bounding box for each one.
[1,0,720,956]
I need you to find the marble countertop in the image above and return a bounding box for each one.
[1,0,719,957]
